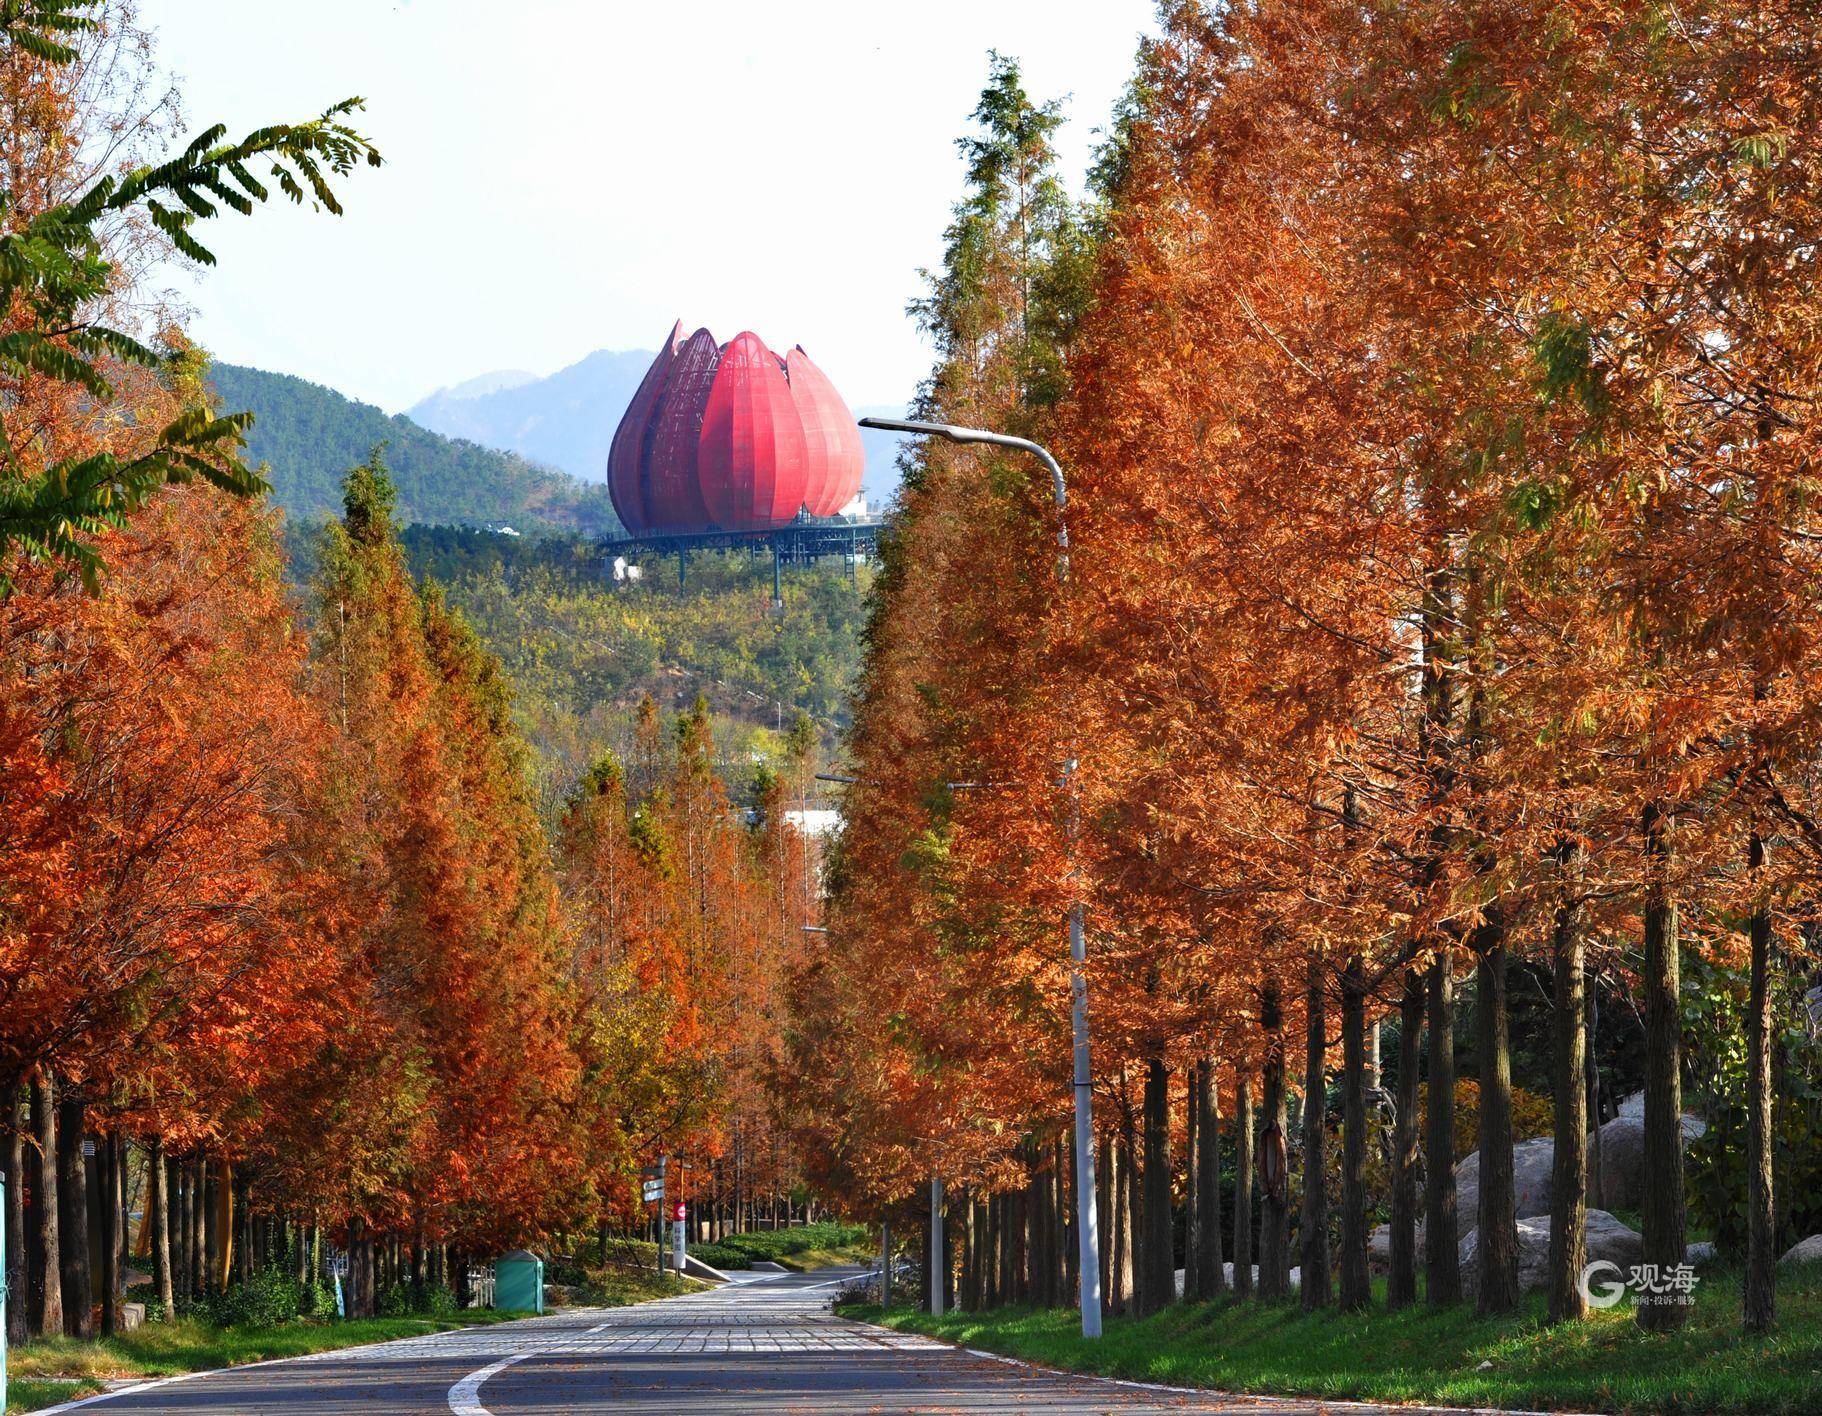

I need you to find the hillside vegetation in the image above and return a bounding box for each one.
[398,526,870,804]
[211,363,622,534]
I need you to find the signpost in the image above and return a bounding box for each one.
[671,1199,687,1273]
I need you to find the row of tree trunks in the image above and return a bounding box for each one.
[943,901,1706,1328]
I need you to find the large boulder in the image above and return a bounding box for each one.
[1455,1135,1557,1223]
[1460,1209,1643,1300]
[1590,1109,1706,1211]
[1780,1235,1822,1267]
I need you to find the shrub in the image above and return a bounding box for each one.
[207,1268,301,1327]
[687,1242,747,1270]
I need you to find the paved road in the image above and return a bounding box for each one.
[44,1266,1544,1415]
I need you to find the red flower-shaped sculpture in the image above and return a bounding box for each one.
[607,322,865,534]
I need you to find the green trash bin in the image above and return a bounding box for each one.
[493,1250,544,1314]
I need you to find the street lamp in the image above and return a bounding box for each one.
[858,415,1103,1340]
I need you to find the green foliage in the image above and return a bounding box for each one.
[212,363,623,535]
[674,1222,871,1273]
[372,1281,455,1318]
[1684,950,1822,1256]
[1532,311,1609,420]
[393,527,869,794]
[200,1268,307,1328]
[0,8,381,588]
[911,52,1094,417]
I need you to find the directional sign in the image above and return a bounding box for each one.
[641,1179,664,1203]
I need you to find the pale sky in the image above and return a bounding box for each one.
[138,0,1156,414]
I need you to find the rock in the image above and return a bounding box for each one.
[1461,1209,1642,1299]
[1687,1240,1718,1267]
[1455,1135,1558,1224]
[1591,1111,1706,1211]
[1780,1235,1822,1267]
[1584,1209,1647,1269]
[1179,1263,1298,1298]
[1376,1105,1703,1259]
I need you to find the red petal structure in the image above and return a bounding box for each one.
[786,347,865,515]
[606,320,681,531]
[642,327,720,531]
[605,321,864,535]
[698,331,809,531]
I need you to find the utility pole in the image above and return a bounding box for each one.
[930,1177,944,1316]
[859,416,1103,1338]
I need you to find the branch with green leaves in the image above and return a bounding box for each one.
[0,0,382,589]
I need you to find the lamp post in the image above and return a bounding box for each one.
[858,415,1102,1339]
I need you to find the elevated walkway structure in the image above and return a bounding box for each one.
[597,516,886,603]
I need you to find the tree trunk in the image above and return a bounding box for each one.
[1195,1054,1224,1297]
[236,1167,253,1285]
[1260,981,1291,1302]
[99,1132,118,1336]
[1637,801,1688,1332]
[1116,1094,1139,1311]
[1389,967,1423,1309]
[1140,1057,1173,1313]
[1546,853,1588,1325]
[347,1217,374,1318]
[1184,1063,1201,1301]
[1744,830,1775,1334]
[150,1139,174,1318]
[215,1159,236,1290]
[5,1084,28,1346]
[1475,934,1519,1315]
[1424,955,1461,1304]
[1339,956,1370,1311]
[1585,975,1604,1207]
[1302,958,1332,1309]
[183,1156,202,1299]
[111,1135,127,1308]
[57,1093,92,1338]
[30,1074,61,1337]
[1233,1073,1254,1299]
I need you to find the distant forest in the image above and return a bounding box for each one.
[395,526,871,813]
[211,362,624,535]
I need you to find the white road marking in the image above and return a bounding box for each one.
[446,1353,532,1416]
[446,1320,613,1416]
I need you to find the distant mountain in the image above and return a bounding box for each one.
[408,350,911,510]
[432,369,539,401]
[407,348,656,484]
[210,363,622,536]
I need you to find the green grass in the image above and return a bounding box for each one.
[844,1263,1822,1414]
[564,1267,703,1306]
[688,1222,873,1273]
[6,1308,535,1415]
